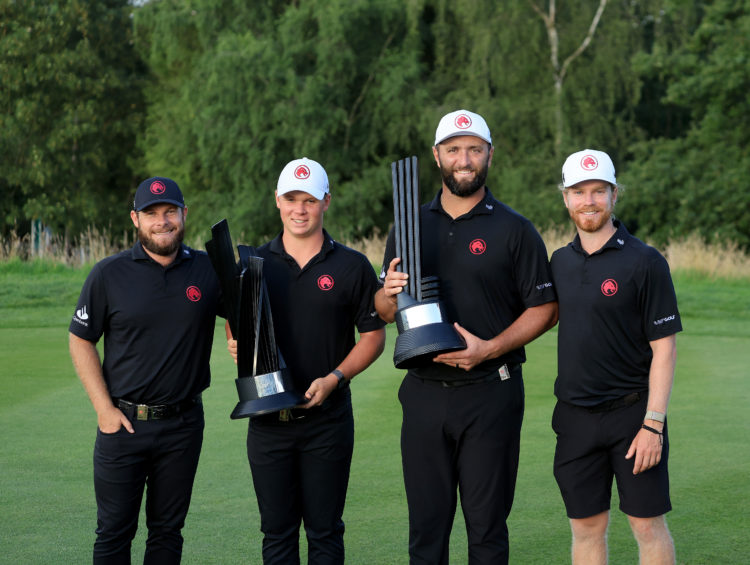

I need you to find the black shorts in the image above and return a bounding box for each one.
[552,393,671,519]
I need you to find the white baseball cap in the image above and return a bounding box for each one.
[276,157,329,200]
[434,109,492,146]
[562,149,616,188]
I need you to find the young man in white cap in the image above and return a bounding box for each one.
[376,110,558,564]
[228,157,385,564]
[550,149,681,564]
[69,177,224,564]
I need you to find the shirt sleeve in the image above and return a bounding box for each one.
[513,219,557,308]
[68,262,106,342]
[354,254,387,334]
[378,226,397,284]
[641,250,682,341]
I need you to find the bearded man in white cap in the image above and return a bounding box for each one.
[550,149,681,565]
[227,157,385,564]
[376,110,558,564]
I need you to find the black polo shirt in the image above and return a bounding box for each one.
[381,187,556,381]
[257,230,384,404]
[69,242,223,405]
[550,221,682,406]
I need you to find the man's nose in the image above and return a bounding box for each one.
[456,150,472,168]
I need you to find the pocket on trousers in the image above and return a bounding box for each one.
[97,425,126,436]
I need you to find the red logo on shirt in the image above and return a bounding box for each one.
[186,286,202,302]
[469,239,486,255]
[150,180,166,195]
[601,279,618,296]
[317,275,334,291]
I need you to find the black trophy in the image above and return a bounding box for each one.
[206,219,305,418]
[390,156,466,369]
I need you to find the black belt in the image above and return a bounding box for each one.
[417,364,521,388]
[584,391,644,413]
[115,396,201,421]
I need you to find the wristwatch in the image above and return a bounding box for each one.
[332,369,348,389]
[644,410,666,423]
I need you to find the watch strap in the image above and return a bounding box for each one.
[332,369,347,389]
[644,410,665,423]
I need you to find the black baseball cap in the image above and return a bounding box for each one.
[133,177,185,211]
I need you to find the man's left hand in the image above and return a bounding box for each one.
[625,425,664,474]
[432,323,492,371]
[300,374,338,408]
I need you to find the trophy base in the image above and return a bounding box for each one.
[394,322,467,369]
[230,369,305,419]
[230,391,306,419]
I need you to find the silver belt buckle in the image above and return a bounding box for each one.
[136,404,149,420]
[498,364,510,381]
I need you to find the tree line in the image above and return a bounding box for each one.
[2,0,748,250]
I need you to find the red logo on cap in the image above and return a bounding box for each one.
[150,180,166,195]
[469,239,486,255]
[294,165,311,180]
[601,279,618,296]
[580,155,599,171]
[186,286,202,302]
[454,114,472,129]
[317,275,334,291]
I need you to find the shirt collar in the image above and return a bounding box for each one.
[427,186,497,219]
[268,229,336,260]
[131,241,192,266]
[570,219,630,255]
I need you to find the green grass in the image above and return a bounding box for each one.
[1,263,748,563]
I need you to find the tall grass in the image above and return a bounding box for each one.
[663,232,750,279]
[2,226,750,278]
[0,227,132,267]
[346,227,750,280]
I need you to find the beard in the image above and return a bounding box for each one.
[138,222,185,257]
[568,206,613,233]
[438,156,490,197]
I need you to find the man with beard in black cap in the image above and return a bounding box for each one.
[376,110,558,564]
[69,177,223,564]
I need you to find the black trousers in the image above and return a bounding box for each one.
[399,369,524,565]
[92,403,204,565]
[246,402,354,565]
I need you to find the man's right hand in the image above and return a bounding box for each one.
[227,338,238,364]
[98,405,134,434]
[382,257,408,302]
[375,257,409,323]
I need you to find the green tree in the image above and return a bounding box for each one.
[528,0,609,157]
[620,0,750,248]
[416,0,662,231]
[135,0,428,245]
[0,0,145,239]
[134,0,716,249]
